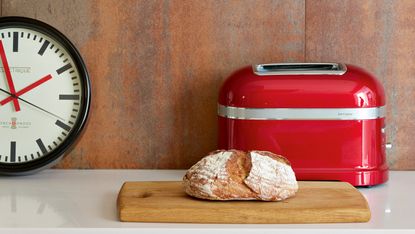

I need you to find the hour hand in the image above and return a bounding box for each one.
[0,74,52,105]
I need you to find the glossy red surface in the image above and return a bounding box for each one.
[218,64,388,186]
[219,64,385,108]
[218,117,388,186]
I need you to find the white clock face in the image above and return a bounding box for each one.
[0,26,84,164]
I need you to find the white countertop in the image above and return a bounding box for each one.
[0,170,413,233]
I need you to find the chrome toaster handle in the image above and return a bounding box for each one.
[253,63,347,76]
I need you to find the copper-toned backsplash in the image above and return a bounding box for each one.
[3,0,412,169]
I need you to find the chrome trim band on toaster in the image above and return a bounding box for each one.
[218,104,386,120]
[253,63,347,75]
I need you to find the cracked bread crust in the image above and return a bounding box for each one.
[183,150,298,201]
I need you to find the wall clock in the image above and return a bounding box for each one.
[0,17,91,175]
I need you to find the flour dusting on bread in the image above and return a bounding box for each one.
[244,151,298,201]
[183,151,233,198]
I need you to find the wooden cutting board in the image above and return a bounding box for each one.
[117,181,370,224]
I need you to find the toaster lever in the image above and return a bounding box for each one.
[385,143,392,149]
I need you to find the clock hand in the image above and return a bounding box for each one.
[0,40,20,111]
[0,74,52,105]
[0,88,65,121]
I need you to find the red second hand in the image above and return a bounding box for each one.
[0,40,20,111]
[0,74,52,105]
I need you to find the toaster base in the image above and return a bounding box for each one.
[295,167,388,186]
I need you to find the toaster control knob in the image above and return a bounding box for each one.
[385,143,393,149]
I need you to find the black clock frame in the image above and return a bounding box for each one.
[0,16,91,175]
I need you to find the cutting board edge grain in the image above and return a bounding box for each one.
[117,181,371,224]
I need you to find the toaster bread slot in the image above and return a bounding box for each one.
[253,63,347,75]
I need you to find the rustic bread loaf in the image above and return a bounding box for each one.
[183,150,298,201]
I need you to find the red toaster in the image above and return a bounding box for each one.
[218,63,388,186]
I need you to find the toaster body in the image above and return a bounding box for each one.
[218,63,388,186]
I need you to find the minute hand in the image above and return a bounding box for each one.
[0,40,20,111]
[0,87,65,121]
